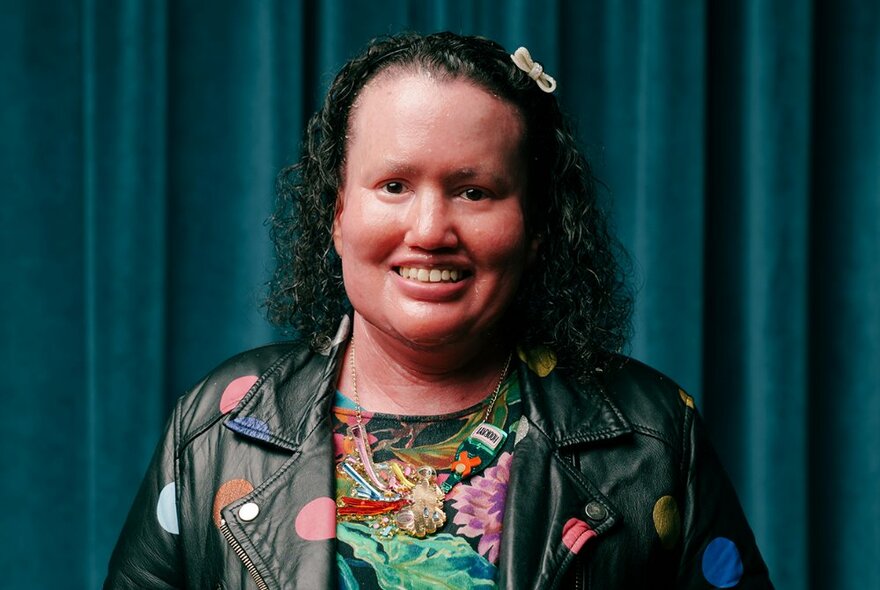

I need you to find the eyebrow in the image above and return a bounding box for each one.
[380,161,510,188]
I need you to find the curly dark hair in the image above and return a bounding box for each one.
[267,31,632,382]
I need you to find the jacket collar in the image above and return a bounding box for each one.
[223,316,352,452]
[517,360,633,448]
[495,361,633,589]
[225,316,633,452]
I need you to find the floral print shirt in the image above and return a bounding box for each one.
[332,373,522,589]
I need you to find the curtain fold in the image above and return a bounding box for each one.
[3,1,878,588]
[83,2,169,586]
[705,1,813,585]
[808,1,880,587]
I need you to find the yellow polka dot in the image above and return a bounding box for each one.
[652,495,681,550]
[517,345,557,377]
[679,389,695,409]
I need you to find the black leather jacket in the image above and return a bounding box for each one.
[106,329,772,589]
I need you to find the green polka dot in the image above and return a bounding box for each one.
[652,495,681,549]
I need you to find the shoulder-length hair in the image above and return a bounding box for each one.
[267,32,632,382]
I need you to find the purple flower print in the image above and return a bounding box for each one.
[449,451,513,563]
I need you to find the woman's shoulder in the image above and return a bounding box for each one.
[172,338,325,440]
[592,354,697,446]
[518,348,695,451]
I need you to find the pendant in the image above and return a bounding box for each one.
[391,466,446,537]
[336,419,507,538]
[442,422,507,493]
[336,427,446,538]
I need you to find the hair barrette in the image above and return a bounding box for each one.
[510,47,557,93]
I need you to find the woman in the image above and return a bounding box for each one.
[106,32,772,589]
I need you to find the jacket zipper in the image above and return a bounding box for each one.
[573,557,584,590]
[219,518,271,590]
[563,451,585,590]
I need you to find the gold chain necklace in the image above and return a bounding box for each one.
[336,337,512,538]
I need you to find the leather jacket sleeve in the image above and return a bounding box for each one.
[104,400,185,589]
[676,404,772,588]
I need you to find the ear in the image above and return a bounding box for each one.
[332,191,345,257]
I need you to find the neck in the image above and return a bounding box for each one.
[338,314,511,415]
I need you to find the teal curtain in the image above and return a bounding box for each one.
[2,1,878,588]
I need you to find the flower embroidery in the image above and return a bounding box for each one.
[449,451,513,563]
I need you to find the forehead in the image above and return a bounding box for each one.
[349,68,522,133]
[346,72,523,173]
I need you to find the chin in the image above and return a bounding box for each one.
[364,314,485,349]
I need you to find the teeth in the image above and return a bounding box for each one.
[398,267,465,283]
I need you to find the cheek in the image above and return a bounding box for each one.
[477,217,531,267]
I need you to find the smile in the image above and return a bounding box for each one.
[396,266,470,283]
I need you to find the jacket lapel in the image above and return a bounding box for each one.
[219,418,338,589]
[218,318,351,589]
[498,364,632,589]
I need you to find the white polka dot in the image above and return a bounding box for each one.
[156,482,179,535]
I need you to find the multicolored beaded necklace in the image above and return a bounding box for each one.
[335,339,512,539]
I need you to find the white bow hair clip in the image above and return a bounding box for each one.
[510,47,557,93]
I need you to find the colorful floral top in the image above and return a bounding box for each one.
[332,373,522,589]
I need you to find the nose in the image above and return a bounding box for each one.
[404,191,459,250]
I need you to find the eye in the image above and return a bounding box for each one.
[460,188,488,201]
[382,181,405,194]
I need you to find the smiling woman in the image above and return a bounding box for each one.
[333,71,535,377]
[105,32,774,589]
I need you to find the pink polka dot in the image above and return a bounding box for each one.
[295,496,337,541]
[562,517,597,554]
[219,375,259,414]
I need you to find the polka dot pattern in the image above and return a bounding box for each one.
[295,496,337,541]
[652,495,681,549]
[702,537,744,588]
[561,517,597,555]
[220,375,260,414]
[212,479,255,527]
[513,417,530,446]
[679,389,695,409]
[227,416,272,442]
[517,345,557,377]
[156,482,179,535]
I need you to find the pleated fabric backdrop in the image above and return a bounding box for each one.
[2,1,878,588]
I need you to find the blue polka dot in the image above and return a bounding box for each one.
[156,482,179,535]
[702,537,743,588]
[228,416,271,441]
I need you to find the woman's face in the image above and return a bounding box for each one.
[333,71,537,349]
